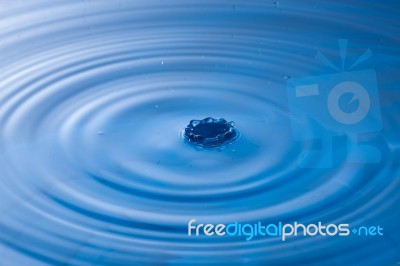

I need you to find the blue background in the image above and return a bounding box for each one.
[0,0,399,265]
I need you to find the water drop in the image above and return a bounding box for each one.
[183,117,239,148]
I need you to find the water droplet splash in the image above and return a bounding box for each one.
[183,117,239,148]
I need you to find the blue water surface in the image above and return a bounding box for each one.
[0,0,399,265]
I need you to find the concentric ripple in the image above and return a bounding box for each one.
[0,1,399,265]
